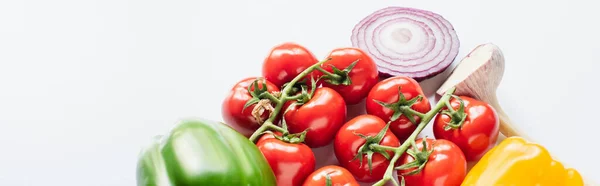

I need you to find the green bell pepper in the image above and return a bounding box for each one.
[136,118,277,186]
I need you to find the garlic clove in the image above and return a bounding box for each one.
[436,43,504,99]
[438,43,598,185]
[436,43,525,139]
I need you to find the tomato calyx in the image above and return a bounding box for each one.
[242,78,282,124]
[440,95,467,131]
[248,58,335,143]
[352,122,393,174]
[264,130,307,144]
[399,176,406,186]
[243,78,281,111]
[394,139,433,175]
[325,174,333,186]
[317,59,359,86]
[374,87,425,124]
[287,76,319,105]
[268,117,308,144]
[371,87,457,186]
[251,99,275,124]
[282,79,309,96]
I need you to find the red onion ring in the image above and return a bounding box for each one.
[351,7,460,81]
[373,17,435,60]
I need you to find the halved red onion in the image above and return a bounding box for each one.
[351,7,460,81]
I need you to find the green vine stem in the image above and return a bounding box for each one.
[248,58,332,142]
[315,67,343,82]
[371,87,456,186]
[259,92,281,105]
[243,54,457,185]
[441,95,467,131]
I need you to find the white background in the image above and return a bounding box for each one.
[1,0,599,185]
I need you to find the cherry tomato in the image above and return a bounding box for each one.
[318,48,379,105]
[221,77,279,137]
[284,87,347,148]
[365,76,431,141]
[257,132,316,186]
[334,115,401,183]
[433,96,500,161]
[398,138,467,186]
[262,42,319,88]
[302,165,359,186]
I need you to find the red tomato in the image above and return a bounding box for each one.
[302,165,359,186]
[262,42,319,88]
[365,76,431,141]
[334,115,401,183]
[284,87,347,148]
[432,96,500,161]
[257,132,316,186]
[398,138,467,186]
[221,77,280,137]
[318,48,379,105]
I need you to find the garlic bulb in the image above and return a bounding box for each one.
[436,43,524,139]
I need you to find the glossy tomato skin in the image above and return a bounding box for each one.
[221,77,280,137]
[257,132,316,186]
[433,96,500,161]
[399,138,467,186]
[262,42,319,88]
[334,115,401,183]
[365,76,431,141]
[302,165,359,186]
[285,87,347,148]
[319,48,379,105]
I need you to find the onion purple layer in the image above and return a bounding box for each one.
[351,7,460,81]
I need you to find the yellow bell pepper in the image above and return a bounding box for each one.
[461,136,584,186]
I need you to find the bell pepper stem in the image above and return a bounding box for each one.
[371,87,456,186]
[248,58,332,142]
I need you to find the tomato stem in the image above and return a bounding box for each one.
[405,108,426,119]
[442,95,467,131]
[374,87,425,124]
[259,92,281,105]
[371,87,456,186]
[315,66,343,82]
[369,144,398,152]
[285,94,303,102]
[248,58,333,143]
[352,122,392,174]
[394,139,433,175]
[269,58,331,121]
[269,124,285,133]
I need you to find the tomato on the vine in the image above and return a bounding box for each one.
[334,114,401,183]
[365,76,431,141]
[262,42,319,88]
[302,165,359,186]
[257,132,316,186]
[433,96,500,161]
[284,87,346,148]
[221,77,280,137]
[318,48,379,105]
[397,138,467,186]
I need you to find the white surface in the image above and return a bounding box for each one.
[1,0,599,185]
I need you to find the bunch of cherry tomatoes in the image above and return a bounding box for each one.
[221,42,500,186]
